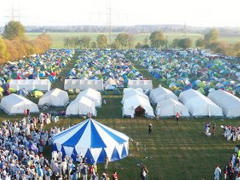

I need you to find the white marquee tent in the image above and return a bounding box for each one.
[66,96,97,116]
[122,94,155,118]
[208,89,240,118]
[0,94,39,115]
[150,86,178,104]
[179,89,223,117]
[38,88,69,107]
[77,88,102,107]
[64,79,104,91]
[155,98,190,117]
[122,88,148,104]
[128,80,153,90]
[9,79,51,91]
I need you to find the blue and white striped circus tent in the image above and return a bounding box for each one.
[52,118,129,164]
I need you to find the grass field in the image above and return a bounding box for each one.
[26,32,240,49]
[0,50,240,179]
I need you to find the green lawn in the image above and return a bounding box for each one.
[0,50,239,179]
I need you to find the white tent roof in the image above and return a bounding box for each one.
[0,94,39,115]
[128,80,153,90]
[77,88,102,107]
[9,79,51,91]
[122,94,155,118]
[64,79,104,91]
[208,89,240,118]
[122,88,148,104]
[150,87,178,104]
[179,89,223,117]
[52,118,129,163]
[156,98,190,117]
[38,88,69,107]
[66,96,97,116]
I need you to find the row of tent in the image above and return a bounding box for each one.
[0,88,101,116]
[67,50,143,87]
[151,87,240,118]
[127,49,240,96]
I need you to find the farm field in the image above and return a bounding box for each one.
[0,51,239,180]
[26,32,240,48]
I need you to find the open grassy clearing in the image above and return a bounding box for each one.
[0,50,239,179]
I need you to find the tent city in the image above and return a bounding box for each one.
[0,0,240,179]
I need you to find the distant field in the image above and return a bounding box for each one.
[26,32,240,48]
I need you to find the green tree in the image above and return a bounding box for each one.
[90,41,97,49]
[149,30,166,48]
[135,42,143,49]
[81,36,91,49]
[3,21,25,40]
[97,34,108,48]
[115,33,130,49]
[204,28,219,46]
[178,38,193,49]
[196,38,205,48]
[171,39,180,48]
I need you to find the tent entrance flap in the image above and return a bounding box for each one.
[135,106,146,117]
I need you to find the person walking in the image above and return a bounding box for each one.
[214,165,221,180]
[176,112,180,123]
[140,165,148,180]
[148,123,152,135]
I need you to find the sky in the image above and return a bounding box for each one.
[0,0,239,27]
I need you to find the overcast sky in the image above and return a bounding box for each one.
[0,0,239,27]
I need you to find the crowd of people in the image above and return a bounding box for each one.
[221,125,240,141]
[214,146,240,180]
[0,112,122,179]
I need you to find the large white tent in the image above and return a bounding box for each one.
[77,88,102,107]
[150,86,178,104]
[52,118,129,164]
[38,88,69,107]
[128,80,153,90]
[208,89,240,118]
[122,88,148,104]
[9,79,51,91]
[0,94,39,115]
[155,98,190,117]
[64,79,104,91]
[122,94,155,118]
[66,96,97,116]
[179,89,223,117]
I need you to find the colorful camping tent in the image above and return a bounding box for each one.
[52,118,129,164]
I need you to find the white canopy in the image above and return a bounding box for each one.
[156,98,190,117]
[38,88,69,107]
[77,88,102,107]
[9,79,51,91]
[208,89,240,118]
[0,94,39,115]
[122,88,148,104]
[179,89,223,117]
[64,79,104,91]
[128,80,153,90]
[150,86,178,104]
[66,96,97,116]
[122,94,155,118]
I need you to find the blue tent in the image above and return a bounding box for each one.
[52,118,129,164]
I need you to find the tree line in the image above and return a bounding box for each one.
[0,21,51,64]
